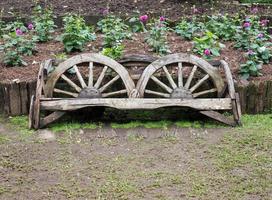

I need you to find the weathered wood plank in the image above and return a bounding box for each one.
[200,111,236,126]
[9,83,21,116]
[0,84,4,113]
[20,82,29,114]
[39,111,65,128]
[3,84,11,115]
[40,98,232,111]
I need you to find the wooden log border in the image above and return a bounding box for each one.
[0,81,36,116]
[0,79,271,116]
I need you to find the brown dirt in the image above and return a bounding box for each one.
[0,32,271,83]
[0,121,229,199]
[1,0,272,21]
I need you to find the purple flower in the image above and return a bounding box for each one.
[251,7,258,14]
[100,8,109,15]
[27,23,34,30]
[204,49,211,56]
[15,28,23,36]
[260,19,269,27]
[247,50,254,56]
[139,15,148,23]
[257,33,264,38]
[243,22,251,28]
[160,16,166,22]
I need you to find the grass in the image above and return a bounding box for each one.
[49,121,101,133]
[0,135,10,144]
[7,116,34,139]
[111,120,172,129]
[207,114,272,199]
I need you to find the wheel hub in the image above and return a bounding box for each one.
[78,87,101,98]
[170,87,193,99]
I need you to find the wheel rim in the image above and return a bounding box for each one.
[136,53,225,98]
[44,53,136,98]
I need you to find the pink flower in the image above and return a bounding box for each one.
[251,7,258,14]
[243,22,251,28]
[192,8,199,14]
[160,16,166,22]
[257,33,264,38]
[15,28,23,36]
[260,19,269,27]
[27,23,34,30]
[204,49,211,56]
[139,15,148,23]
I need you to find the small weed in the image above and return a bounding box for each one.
[127,133,144,142]
[188,170,208,197]
[0,135,10,144]
[98,174,139,199]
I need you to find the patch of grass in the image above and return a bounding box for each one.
[188,170,208,197]
[175,120,203,128]
[127,133,145,142]
[0,186,8,195]
[0,135,10,144]
[49,121,100,133]
[8,116,34,139]
[111,121,143,129]
[111,120,172,129]
[241,114,272,130]
[98,174,140,200]
[208,114,272,198]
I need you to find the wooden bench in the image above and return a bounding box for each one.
[29,53,242,129]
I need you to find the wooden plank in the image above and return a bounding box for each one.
[0,83,4,114]
[235,93,242,125]
[3,83,11,115]
[39,111,65,129]
[40,98,232,111]
[221,60,235,99]
[28,95,34,129]
[200,111,236,126]
[9,83,21,116]
[20,82,29,114]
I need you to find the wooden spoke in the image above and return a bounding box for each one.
[88,62,94,87]
[53,88,78,98]
[178,62,183,88]
[60,74,82,93]
[145,89,171,98]
[189,74,210,93]
[94,66,108,89]
[73,65,87,88]
[192,88,217,98]
[101,89,127,97]
[151,75,173,93]
[162,66,177,89]
[99,75,120,93]
[185,65,197,89]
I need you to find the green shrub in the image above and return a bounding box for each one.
[32,5,56,42]
[60,14,96,52]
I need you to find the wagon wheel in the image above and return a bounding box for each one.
[34,53,136,129]
[136,53,239,126]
